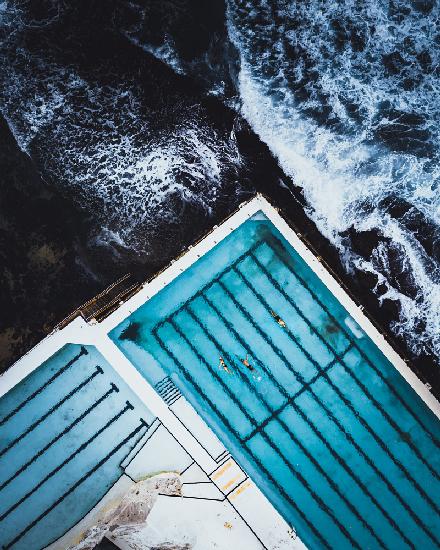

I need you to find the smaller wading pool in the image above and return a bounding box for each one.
[111,211,440,550]
[0,344,155,550]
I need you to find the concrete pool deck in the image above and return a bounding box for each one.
[1,194,439,549]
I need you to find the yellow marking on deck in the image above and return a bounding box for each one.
[228,480,251,500]
[221,473,242,492]
[212,459,233,480]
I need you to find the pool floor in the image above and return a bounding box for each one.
[0,344,155,550]
[112,216,440,550]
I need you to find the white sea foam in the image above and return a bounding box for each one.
[0,6,242,256]
[227,0,440,358]
[127,36,185,76]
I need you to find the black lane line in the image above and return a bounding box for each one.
[0,401,133,523]
[3,419,147,550]
[248,253,440,493]
[262,240,440,450]
[0,384,118,493]
[0,366,103,459]
[192,295,403,547]
[152,327,331,550]
[252,250,440,482]
[243,356,340,442]
[167,318,361,550]
[0,347,88,427]
[236,260,440,507]
[166,319,258,430]
[220,273,437,547]
[154,240,434,547]
[118,421,151,469]
[183,303,388,549]
[183,305,276,412]
[199,289,341,436]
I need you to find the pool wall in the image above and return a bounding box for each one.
[1,194,439,550]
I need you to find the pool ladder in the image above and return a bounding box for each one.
[155,376,182,407]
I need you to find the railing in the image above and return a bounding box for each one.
[56,274,141,328]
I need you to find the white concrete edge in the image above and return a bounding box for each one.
[99,198,261,333]
[255,197,440,418]
[0,316,94,398]
[1,193,439,417]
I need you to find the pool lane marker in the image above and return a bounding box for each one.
[161,320,362,550]
[152,327,331,549]
[182,301,391,549]
[3,418,148,550]
[0,346,88,427]
[0,383,118,493]
[0,365,103,460]
[228,262,439,546]
[170,262,431,547]
[161,239,437,546]
[0,400,132,523]
[200,284,418,546]
[262,240,440,449]
[252,247,440,476]
[235,258,440,504]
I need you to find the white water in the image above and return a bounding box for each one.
[0,2,243,256]
[226,0,440,358]
[1,0,439,359]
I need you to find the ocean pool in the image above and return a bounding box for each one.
[111,212,440,549]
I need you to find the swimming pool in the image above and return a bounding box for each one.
[111,212,440,549]
[0,344,155,550]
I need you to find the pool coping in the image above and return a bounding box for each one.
[2,194,436,413]
[1,194,439,550]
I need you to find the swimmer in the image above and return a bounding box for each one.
[241,354,255,372]
[242,354,262,381]
[219,356,232,374]
[270,310,286,328]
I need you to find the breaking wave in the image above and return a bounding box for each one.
[226,0,440,358]
[0,0,439,362]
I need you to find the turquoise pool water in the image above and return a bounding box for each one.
[111,212,440,549]
[0,344,155,550]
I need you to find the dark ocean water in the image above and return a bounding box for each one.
[0,1,438,389]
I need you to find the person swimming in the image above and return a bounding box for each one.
[241,354,262,381]
[270,309,286,328]
[241,354,255,372]
[219,356,232,374]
